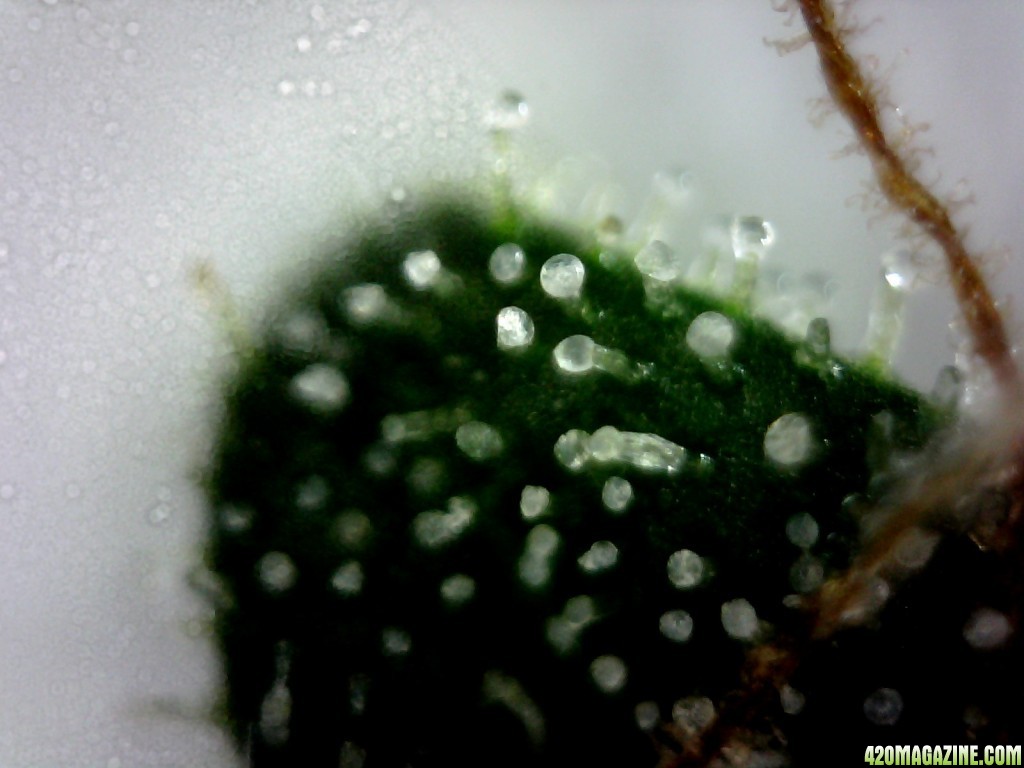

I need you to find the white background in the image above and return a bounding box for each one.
[1,2,1022,766]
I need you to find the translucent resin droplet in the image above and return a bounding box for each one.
[343,283,390,324]
[963,608,1012,650]
[489,243,526,284]
[539,254,585,299]
[518,524,561,589]
[456,421,504,460]
[440,574,476,606]
[764,412,815,469]
[685,311,736,360]
[667,549,704,589]
[601,476,633,514]
[721,598,758,640]
[634,240,678,282]
[330,561,364,596]
[554,429,591,471]
[496,306,535,350]
[485,89,530,132]
[863,688,902,726]
[789,554,824,593]
[635,701,660,732]
[257,552,297,594]
[520,485,551,521]
[552,335,596,374]
[335,510,372,549]
[289,364,349,413]
[402,249,441,289]
[590,655,627,693]
[577,540,619,574]
[382,627,412,656]
[785,512,819,549]
[780,685,805,715]
[672,696,716,734]
[659,610,694,643]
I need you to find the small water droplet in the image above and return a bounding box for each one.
[485,89,529,132]
[667,549,704,589]
[659,609,694,642]
[539,254,585,299]
[634,240,678,281]
[295,35,312,53]
[721,598,758,640]
[289,363,349,413]
[402,249,441,289]
[590,655,627,693]
[764,412,815,470]
[520,485,551,521]
[496,306,535,350]
[331,561,364,596]
[863,687,903,726]
[553,335,595,373]
[685,311,736,360]
[456,421,504,460]
[489,243,526,284]
[601,476,633,514]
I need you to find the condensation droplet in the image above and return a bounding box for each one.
[290,364,349,413]
[634,240,678,281]
[578,541,619,574]
[721,598,758,640]
[489,243,526,284]
[659,609,694,643]
[520,485,551,521]
[539,254,585,300]
[496,306,535,350]
[590,655,627,693]
[963,608,1012,650]
[331,561,364,596]
[456,421,504,460]
[667,549,704,589]
[440,574,476,605]
[785,512,819,549]
[601,476,633,514]
[553,335,595,373]
[863,687,903,726]
[257,552,297,593]
[402,249,441,289]
[685,311,736,360]
[764,412,814,469]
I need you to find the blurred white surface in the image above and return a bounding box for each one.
[0,2,1022,766]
